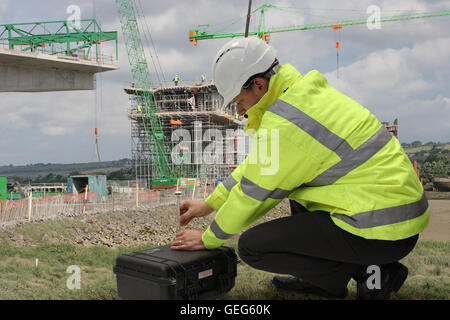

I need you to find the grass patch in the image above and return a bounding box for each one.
[0,240,448,300]
[397,241,450,300]
[224,241,450,300]
[0,241,153,300]
[11,218,98,244]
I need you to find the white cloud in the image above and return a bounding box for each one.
[397,95,450,142]
[325,37,450,96]
[324,36,450,142]
[0,1,9,17]
[40,125,70,136]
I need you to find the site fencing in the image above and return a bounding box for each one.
[0,184,216,227]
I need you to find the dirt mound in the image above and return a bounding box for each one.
[1,198,446,248]
[0,200,291,248]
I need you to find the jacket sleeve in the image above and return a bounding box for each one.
[202,126,321,249]
[204,155,248,212]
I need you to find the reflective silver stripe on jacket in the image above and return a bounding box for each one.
[268,99,354,160]
[306,125,392,186]
[265,99,427,228]
[332,193,428,229]
[241,176,291,201]
[222,174,238,192]
[210,220,235,240]
[267,99,392,186]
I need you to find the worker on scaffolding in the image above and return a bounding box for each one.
[173,74,179,86]
[171,37,429,300]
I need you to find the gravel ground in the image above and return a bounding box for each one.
[1,194,447,248]
[0,199,291,248]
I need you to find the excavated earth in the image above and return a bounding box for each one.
[0,200,292,248]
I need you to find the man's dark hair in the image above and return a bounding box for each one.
[242,59,280,90]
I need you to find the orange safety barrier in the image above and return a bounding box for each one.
[138,192,161,201]
[63,192,96,201]
[0,192,97,211]
[3,199,28,210]
[41,194,63,199]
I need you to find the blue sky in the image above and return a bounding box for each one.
[0,0,449,165]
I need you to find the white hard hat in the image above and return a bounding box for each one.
[212,37,277,108]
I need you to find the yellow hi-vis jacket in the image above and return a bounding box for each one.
[202,64,429,250]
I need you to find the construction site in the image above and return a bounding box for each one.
[0,0,447,224]
[0,0,448,228]
[1,2,447,195]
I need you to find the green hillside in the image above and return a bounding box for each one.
[402,142,450,184]
[0,159,133,183]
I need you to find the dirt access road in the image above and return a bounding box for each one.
[419,200,450,242]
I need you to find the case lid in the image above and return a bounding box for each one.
[114,244,236,280]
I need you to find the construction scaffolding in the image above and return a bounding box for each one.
[125,82,246,189]
[382,120,399,138]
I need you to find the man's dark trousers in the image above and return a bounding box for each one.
[238,200,419,296]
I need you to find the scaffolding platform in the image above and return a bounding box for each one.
[125,82,246,188]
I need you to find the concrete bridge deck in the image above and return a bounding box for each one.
[0,49,118,92]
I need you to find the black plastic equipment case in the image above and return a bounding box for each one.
[113,244,238,300]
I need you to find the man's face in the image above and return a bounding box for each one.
[232,78,268,116]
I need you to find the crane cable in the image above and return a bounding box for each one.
[93,0,102,162]
[133,0,166,86]
[138,0,166,84]
[333,23,342,79]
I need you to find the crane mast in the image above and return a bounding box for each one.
[115,0,176,188]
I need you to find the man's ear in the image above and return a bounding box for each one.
[254,77,268,92]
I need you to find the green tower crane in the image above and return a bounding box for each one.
[115,0,178,189]
[188,4,450,44]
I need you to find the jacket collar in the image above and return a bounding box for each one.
[244,64,302,136]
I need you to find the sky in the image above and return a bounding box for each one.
[0,0,449,165]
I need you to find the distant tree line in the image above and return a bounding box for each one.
[400,141,449,184]
[0,159,132,176]
[419,154,450,184]
[401,141,446,148]
[106,166,136,181]
[7,172,79,185]
[5,167,136,185]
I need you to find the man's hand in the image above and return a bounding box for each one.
[171,230,205,251]
[179,200,214,227]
